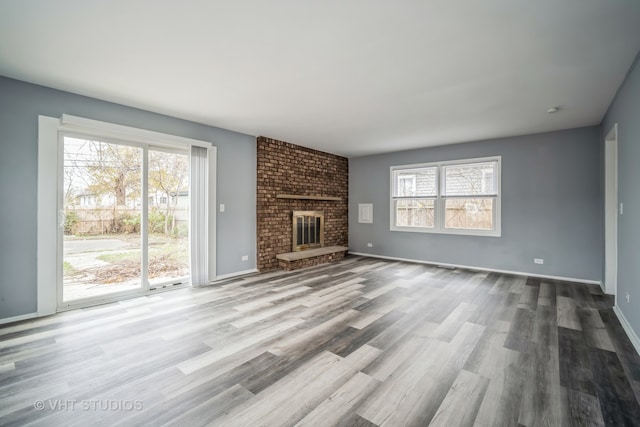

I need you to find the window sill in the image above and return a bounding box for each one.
[390,225,501,237]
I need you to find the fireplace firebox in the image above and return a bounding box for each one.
[292,211,324,251]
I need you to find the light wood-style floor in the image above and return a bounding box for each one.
[1,255,640,426]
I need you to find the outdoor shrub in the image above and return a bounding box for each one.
[148,210,169,234]
[64,210,79,235]
[116,213,140,233]
[172,222,188,238]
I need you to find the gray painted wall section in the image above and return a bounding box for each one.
[602,52,640,340]
[350,126,603,282]
[0,77,256,319]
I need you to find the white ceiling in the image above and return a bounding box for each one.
[1,1,639,157]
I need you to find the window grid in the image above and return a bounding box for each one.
[390,156,501,237]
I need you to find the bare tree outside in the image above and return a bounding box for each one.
[149,150,189,235]
[62,137,189,301]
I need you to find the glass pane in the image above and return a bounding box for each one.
[393,167,437,197]
[315,217,321,243]
[148,149,190,287]
[304,217,310,244]
[395,199,435,227]
[63,137,142,301]
[443,162,496,196]
[309,218,316,244]
[296,217,303,245]
[444,198,494,230]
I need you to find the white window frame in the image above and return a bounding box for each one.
[390,156,501,237]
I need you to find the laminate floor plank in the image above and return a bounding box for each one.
[600,309,640,385]
[516,279,540,311]
[465,321,524,426]
[294,371,380,427]
[579,308,616,352]
[215,346,381,427]
[566,387,605,427]
[357,338,452,426]
[428,369,489,427]
[558,295,582,331]
[363,334,435,382]
[503,307,535,353]
[0,255,638,425]
[357,322,485,426]
[538,281,557,307]
[518,304,569,427]
[178,317,304,375]
[431,302,478,342]
[162,384,255,427]
[559,326,598,396]
[587,346,640,426]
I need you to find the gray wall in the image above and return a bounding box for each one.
[0,76,256,319]
[349,126,603,282]
[602,52,640,339]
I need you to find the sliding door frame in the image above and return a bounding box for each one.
[57,132,152,310]
[38,115,216,315]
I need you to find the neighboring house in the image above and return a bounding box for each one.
[149,190,189,221]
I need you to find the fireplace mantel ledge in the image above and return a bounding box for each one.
[276,194,341,201]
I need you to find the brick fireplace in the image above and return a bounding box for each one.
[256,136,348,271]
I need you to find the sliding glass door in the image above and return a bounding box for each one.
[147,148,190,288]
[60,135,189,305]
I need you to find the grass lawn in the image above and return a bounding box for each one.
[66,233,189,283]
[63,261,78,276]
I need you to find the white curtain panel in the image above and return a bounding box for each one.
[190,145,209,286]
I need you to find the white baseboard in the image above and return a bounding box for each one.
[214,269,258,281]
[348,252,602,286]
[0,312,38,326]
[613,306,640,357]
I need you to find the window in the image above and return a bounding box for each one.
[390,156,501,236]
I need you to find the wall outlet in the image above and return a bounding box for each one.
[367,243,373,247]
[241,255,248,261]
[626,292,630,303]
[534,258,544,265]
[620,202,624,215]
[220,203,225,212]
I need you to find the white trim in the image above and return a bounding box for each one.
[141,148,150,292]
[60,114,211,149]
[57,283,189,312]
[208,147,217,282]
[56,132,64,307]
[348,252,602,285]
[0,312,38,326]
[390,155,501,171]
[37,116,60,317]
[58,289,149,311]
[604,123,618,296]
[215,269,258,281]
[390,156,501,237]
[613,306,640,357]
